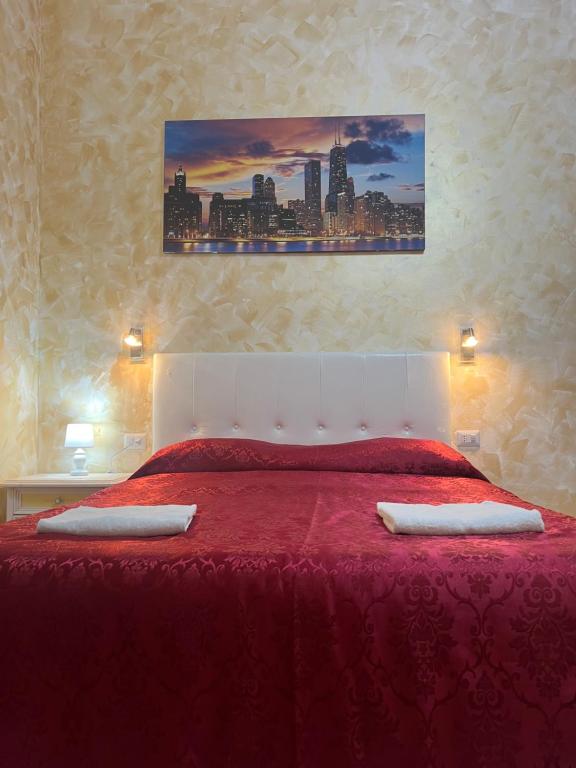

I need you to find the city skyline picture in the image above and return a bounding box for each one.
[163,114,425,254]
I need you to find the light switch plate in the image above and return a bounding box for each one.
[455,430,480,449]
[123,433,146,450]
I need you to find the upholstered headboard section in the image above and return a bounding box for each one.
[152,352,451,450]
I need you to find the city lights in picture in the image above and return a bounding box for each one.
[163,114,424,254]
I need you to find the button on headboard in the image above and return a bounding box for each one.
[152,352,451,450]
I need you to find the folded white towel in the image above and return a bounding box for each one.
[37,504,197,537]
[376,500,544,535]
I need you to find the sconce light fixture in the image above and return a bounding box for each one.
[460,326,478,364]
[123,326,144,362]
[64,423,94,476]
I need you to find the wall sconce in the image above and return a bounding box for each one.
[123,326,144,363]
[460,325,478,364]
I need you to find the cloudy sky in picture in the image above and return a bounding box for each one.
[164,114,424,211]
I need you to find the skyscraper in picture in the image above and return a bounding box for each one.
[304,159,322,234]
[264,176,276,202]
[325,124,348,214]
[346,176,355,214]
[174,165,186,195]
[163,165,202,238]
[252,174,264,198]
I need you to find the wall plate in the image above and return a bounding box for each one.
[123,433,146,450]
[455,429,480,449]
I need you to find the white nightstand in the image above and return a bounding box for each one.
[1,473,130,521]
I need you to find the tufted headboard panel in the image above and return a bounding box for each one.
[152,352,451,451]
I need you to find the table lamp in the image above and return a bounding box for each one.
[64,423,95,476]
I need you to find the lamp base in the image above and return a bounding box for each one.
[70,448,89,476]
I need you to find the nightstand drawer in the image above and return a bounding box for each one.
[16,488,99,515]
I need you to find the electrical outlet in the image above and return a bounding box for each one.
[123,433,146,450]
[455,430,481,449]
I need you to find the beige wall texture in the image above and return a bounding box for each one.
[0,0,41,519]
[12,0,576,514]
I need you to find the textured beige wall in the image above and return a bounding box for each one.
[0,0,41,519]
[37,0,575,513]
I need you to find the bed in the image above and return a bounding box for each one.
[1,353,575,768]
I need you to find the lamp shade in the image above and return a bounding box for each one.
[64,423,94,449]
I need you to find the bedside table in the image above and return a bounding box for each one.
[2,474,130,521]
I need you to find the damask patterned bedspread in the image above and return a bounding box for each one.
[0,437,575,768]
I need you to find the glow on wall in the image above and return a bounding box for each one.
[163,115,425,254]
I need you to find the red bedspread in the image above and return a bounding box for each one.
[1,437,575,768]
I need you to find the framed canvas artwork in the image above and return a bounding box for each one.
[163,114,424,254]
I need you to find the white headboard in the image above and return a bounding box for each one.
[152,352,451,450]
